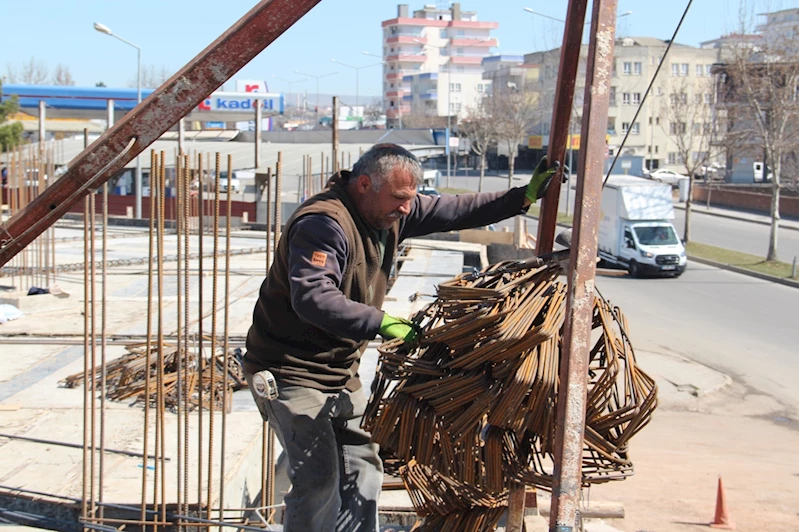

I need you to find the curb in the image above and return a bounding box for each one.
[674,204,799,232]
[688,255,799,290]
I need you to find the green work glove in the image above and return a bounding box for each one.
[379,313,419,343]
[526,156,560,203]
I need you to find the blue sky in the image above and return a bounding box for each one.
[1,0,791,100]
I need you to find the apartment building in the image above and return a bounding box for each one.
[380,3,497,126]
[526,37,719,173]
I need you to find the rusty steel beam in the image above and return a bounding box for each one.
[0,0,322,267]
[548,0,617,531]
[535,0,589,255]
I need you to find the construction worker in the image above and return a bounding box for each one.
[243,143,556,531]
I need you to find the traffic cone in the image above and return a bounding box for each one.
[710,476,735,529]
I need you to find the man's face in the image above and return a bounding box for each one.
[354,168,417,230]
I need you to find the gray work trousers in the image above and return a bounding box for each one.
[246,375,383,532]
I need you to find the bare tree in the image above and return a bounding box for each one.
[661,77,719,243]
[458,99,495,192]
[131,65,172,89]
[20,58,49,85]
[717,31,799,261]
[488,86,537,187]
[51,64,75,86]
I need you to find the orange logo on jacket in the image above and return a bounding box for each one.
[311,251,327,267]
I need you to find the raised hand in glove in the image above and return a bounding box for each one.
[379,312,419,344]
[525,156,560,203]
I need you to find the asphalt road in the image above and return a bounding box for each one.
[594,262,799,413]
[671,208,799,262]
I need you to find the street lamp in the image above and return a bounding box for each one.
[273,75,307,111]
[294,70,338,115]
[330,59,384,110]
[521,7,632,24]
[413,39,454,187]
[94,22,143,219]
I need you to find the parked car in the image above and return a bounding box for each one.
[647,169,689,186]
[417,185,440,197]
[219,175,241,193]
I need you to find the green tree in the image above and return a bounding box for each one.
[0,81,24,151]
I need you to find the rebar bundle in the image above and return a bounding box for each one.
[61,343,246,411]
[364,260,657,530]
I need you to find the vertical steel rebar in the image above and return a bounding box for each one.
[332,97,339,173]
[197,152,205,514]
[81,192,90,526]
[206,152,221,519]
[182,154,192,525]
[175,154,185,532]
[98,179,108,521]
[275,152,283,244]
[549,2,618,531]
[158,152,168,525]
[265,167,272,270]
[218,153,233,523]
[141,150,156,526]
[89,186,97,521]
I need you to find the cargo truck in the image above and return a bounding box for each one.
[598,175,687,277]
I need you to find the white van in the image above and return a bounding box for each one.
[598,175,687,277]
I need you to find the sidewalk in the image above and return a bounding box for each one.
[674,201,799,231]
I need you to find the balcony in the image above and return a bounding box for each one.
[386,36,427,45]
[386,54,427,63]
[449,38,498,47]
[449,56,484,65]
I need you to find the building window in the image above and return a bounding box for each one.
[669,122,687,134]
[671,63,679,76]
[693,123,701,134]
[477,84,484,92]
[623,62,632,75]
[681,63,689,76]
[440,29,446,38]
[450,83,461,92]
[608,118,616,135]
[633,92,641,104]
[706,64,713,76]
[622,92,631,105]
[631,122,640,135]
[694,94,702,104]
[655,146,659,154]
[704,93,712,104]
[696,64,704,76]
[634,62,642,75]
[609,86,617,106]
[449,102,461,113]
[622,122,630,133]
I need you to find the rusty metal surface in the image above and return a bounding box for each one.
[549,0,618,530]
[0,0,322,267]
[535,0,589,255]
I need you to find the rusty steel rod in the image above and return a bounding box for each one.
[0,0,323,267]
[535,0,590,255]
[549,1,618,531]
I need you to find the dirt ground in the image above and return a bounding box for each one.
[587,381,799,531]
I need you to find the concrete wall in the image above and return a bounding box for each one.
[693,184,799,217]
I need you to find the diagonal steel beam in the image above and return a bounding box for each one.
[549,0,617,530]
[535,0,589,255]
[0,0,322,267]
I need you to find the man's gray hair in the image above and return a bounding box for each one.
[351,143,424,191]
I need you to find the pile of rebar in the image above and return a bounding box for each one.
[61,343,246,412]
[364,260,657,530]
